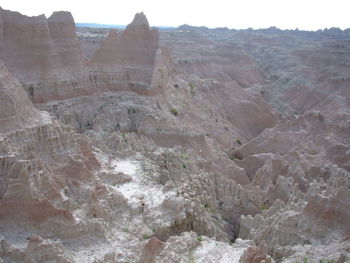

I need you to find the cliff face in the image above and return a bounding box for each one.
[0,8,92,103]
[91,12,158,66]
[0,9,160,102]
[89,12,159,93]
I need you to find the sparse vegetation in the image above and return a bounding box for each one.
[142,234,151,240]
[189,83,196,96]
[229,151,244,161]
[170,108,179,116]
[197,235,203,242]
[127,108,136,114]
[121,132,127,142]
[174,83,179,88]
[75,199,85,206]
[236,139,242,145]
[189,253,195,263]
[260,205,269,211]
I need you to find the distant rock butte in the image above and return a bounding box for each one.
[0,8,93,103]
[89,12,159,92]
[0,8,160,102]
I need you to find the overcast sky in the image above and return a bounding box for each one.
[1,0,349,30]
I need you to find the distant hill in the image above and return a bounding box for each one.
[76,23,174,29]
[76,23,126,29]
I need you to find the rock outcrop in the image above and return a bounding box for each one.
[0,62,40,133]
[139,237,165,263]
[0,8,92,103]
[89,12,159,93]
[240,243,275,263]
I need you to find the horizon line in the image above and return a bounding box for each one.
[75,22,350,32]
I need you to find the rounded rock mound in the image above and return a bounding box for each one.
[0,62,40,133]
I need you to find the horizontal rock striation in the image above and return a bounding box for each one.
[0,8,93,103]
[1,5,350,263]
[89,12,159,94]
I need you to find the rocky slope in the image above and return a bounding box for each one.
[0,6,349,263]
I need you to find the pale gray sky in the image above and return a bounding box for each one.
[1,0,349,30]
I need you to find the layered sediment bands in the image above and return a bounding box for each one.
[0,8,93,103]
[89,12,159,93]
[0,62,40,133]
[1,5,350,262]
[0,120,99,224]
[0,61,99,240]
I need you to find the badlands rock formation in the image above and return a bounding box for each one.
[0,8,92,103]
[89,12,159,93]
[0,63,39,133]
[0,6,349,263]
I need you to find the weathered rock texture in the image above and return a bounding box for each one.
[240,243,275,263]
[0,5,350,263]
[0,62,40,133]
[0,8,92,103]
[89,12,159,93]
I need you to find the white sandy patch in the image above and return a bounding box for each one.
[95,151,170,211]
[112,158,169,210]
[193,238,251,263]
[111,159,138,175]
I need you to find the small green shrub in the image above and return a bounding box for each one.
[197,235,203,242]
[260,205,269,211]
[236,139,242,145]
[229,153,235,160]
[142,234,151,240]
[189,83,196,96]
[121,132,127,142]
[170,108,179,116]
